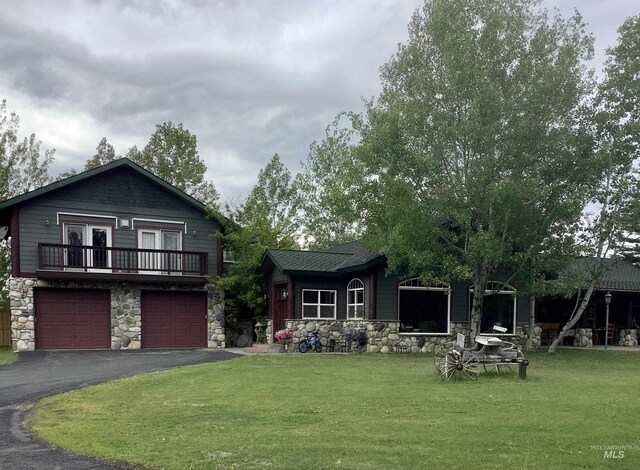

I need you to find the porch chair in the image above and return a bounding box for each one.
[325,338,336,352]
[540,323,550,346]
[607,323,616,345]
[547,323,560,345]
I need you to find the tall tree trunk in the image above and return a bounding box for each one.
[468,270,488,345]
[548,284,596,353]
[525,295,535,350]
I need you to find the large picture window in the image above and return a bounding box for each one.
[470,282,517,335]
[347,279,365,319]
[398,278,450,334]
[302,289,336,319]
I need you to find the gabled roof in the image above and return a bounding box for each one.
[564,257,640,292]
[262,241,384,276]
[0,158,221,224]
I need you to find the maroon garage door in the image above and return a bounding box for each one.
[35,289,111,349]
[141,291,207,348]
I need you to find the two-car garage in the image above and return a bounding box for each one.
[34,289,208,350]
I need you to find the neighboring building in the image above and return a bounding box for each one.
[0,158,225,352]
[260,241,534,352]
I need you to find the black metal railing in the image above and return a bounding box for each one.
[38,243,208,276]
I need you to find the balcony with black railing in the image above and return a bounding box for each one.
[38,243,209,278]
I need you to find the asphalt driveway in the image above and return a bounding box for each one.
[0,349,239,469]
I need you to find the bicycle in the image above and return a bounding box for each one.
[298,330,322,353]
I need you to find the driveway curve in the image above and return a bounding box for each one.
[0,349,240,469]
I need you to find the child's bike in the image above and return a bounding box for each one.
[299,330,322,353]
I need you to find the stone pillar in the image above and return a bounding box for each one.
[207,286,225,348]
[618,329,638,347]
[111,285,142,350]
[574,328,593,347]
[8,277,36,352]
[266,320,273,344]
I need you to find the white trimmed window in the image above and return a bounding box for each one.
[398,278,451,334]
[470,282,517,335]
[302,289,337,319]
[347,279,365,319]
[137,228,183,273]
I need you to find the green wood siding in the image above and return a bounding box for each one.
[375,264,398,321]
[17,167,221,275]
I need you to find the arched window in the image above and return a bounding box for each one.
[398,278,450,334]
[347,279,365,319]
[469,282,517,335]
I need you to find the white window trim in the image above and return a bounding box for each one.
[347,278,365,320]
[57,212,118,227]
[131,217,186,232]
[398,278,451,335]
[469,282,517,336]
[302,289,337,320]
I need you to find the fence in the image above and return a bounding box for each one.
[0,309,10,347]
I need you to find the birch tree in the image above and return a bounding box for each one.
[548,15,640,352]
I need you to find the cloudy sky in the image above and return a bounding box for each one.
[1,0,638,204]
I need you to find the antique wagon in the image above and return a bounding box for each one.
[434,334,528,381]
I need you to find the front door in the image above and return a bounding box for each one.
[272,282,289,336]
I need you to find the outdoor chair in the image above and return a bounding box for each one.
[607,323,616,345]
[325,338,336,352]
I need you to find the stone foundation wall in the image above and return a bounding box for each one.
[274,319,540,353]
[9,277,225,352]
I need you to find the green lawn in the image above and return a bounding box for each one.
[0,346,17,365]
[32,350,640,470]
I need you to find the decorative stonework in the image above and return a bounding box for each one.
[111,284,142,350]
[9,277,35,352]
[574,328,593,347]
[278,319,539,353]
[9,277,225,352]
[618,329,638,347]
[207,285,226,349]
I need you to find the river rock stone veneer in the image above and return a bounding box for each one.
[267,319,541,352]
[618,329,638,347]
[8,277,225,352]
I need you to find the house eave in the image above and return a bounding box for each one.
[35,270,208,285]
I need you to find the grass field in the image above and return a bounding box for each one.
[31,350,640,470]
[0,346,17,365]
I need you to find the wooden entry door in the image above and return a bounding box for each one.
[272,282,289,336]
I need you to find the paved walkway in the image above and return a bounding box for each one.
[0,349,240,470]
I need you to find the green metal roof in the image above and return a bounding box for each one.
[0,158,222,224]
[262,241,383,275]
[564,257,640,292]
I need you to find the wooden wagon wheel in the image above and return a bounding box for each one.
[435,348,479,381]
[434,345,448,374]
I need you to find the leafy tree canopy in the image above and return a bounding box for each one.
[0,99,54,200]
[127,122,219,208]
[294,116,364,249]
[0,98,55,310]
[215,154,298,329]
[311,0,600,339]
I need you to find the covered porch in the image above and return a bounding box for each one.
[537,258,640,348]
